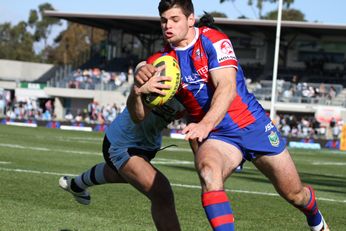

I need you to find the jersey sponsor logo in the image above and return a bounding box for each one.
[268,131,280,147]
[182,73,200,83]
[181,78,207,96]
[220,40,234,55]
[196,66,208,78]
[218,55,237,63]
[214,39,237,63]
[265,121,274,132]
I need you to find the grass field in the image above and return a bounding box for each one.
[0,124,345,231]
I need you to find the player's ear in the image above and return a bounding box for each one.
[188,13,195,27]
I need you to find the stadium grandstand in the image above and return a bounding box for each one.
[0,11,345,148]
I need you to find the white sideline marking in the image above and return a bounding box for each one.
[0,161,11,164]
[0,167,76,177]
[312,162,346,166]
[153,158,194,165]
[164,147,191,152]
[0,166,345,204]
[0,143,100,156]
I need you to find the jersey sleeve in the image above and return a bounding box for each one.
[146,44,172,64]
[200,27,238,71]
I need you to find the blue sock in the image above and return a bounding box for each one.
[74,163,107,190]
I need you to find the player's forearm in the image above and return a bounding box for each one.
[126,85,150,123]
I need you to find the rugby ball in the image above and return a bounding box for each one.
[143,55,181,108]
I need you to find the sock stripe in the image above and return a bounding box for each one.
[81,173,92,186]
[205,202,232,219]
[305,185,316,210]
[90,165,100,185]
[94,163,106,184]
[210,214,234,228]
[202,191,229,207]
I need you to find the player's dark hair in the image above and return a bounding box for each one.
[158,0,194,17]
[197,11,222,31]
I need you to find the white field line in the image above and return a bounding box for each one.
[0,161,11,164]
[0,166,345,204]
[163,147,192,152]
[0,143,100,156]
[153,158,194,165]
[312,162,346,166]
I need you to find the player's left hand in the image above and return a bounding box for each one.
[182,122,212,142]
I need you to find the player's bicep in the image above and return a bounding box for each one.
[209,67,237,90]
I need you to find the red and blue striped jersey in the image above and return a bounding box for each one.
[147,26,265,131]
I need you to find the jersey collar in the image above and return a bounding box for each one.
[171,27,199,51]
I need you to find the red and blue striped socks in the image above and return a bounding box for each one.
[297,186,322,227]
[202,190,235,231]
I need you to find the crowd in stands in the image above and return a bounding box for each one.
[64,101,125,125]
[4,98,54,121]
[251,76,344,106]
[278,75,338,101]
[275,114,343,141]
[55,68,129,91]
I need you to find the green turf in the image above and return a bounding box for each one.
[0,124,345,230]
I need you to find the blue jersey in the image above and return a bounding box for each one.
[106,98,185,151]
[147,27,265,132]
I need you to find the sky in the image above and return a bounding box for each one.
[1,0,346,50]
[1,0,346,25]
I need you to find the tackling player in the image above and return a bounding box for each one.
[134,1,329,230]
[59,65,184,231]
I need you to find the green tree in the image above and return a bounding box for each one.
[48,22,107,65]
[204,11,228,18]
[263,8,305,21]
[29,3,61,61]
[0,21,37,61]
[220,0,295,18]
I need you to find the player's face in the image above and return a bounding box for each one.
[160,6,195,48]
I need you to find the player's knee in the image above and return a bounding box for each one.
[283,187,306,206]
[198,162,223,191]
[148,175,175,204]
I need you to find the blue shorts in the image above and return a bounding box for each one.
[209,115,286,161]
[102,136,158,171]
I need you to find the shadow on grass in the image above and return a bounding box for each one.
[164,164,346,195]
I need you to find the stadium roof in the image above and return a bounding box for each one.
[45,10,346,37]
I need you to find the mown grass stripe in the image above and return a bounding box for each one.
[0,166,344,204]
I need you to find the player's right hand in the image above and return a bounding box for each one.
[137,74,172,96]
[135,64,164,87]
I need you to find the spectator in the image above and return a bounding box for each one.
[281,124,291,137]
[332,125,341,139]
[318,83,327,98]
[328,86,336,100]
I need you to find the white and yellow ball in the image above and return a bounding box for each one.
[143,55,181,108]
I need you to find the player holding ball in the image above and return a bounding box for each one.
[133,0,329,230]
